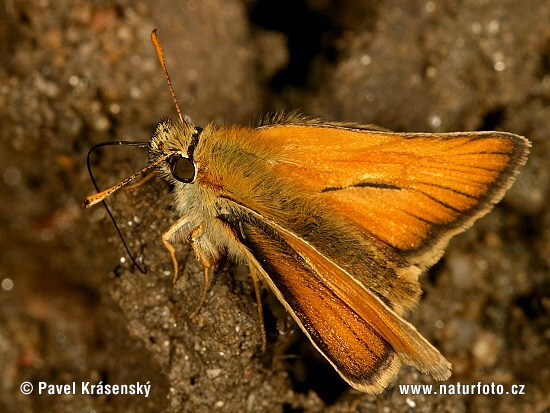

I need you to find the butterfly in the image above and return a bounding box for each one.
[83,30,530,393]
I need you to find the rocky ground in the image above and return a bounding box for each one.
[1,0,549,412]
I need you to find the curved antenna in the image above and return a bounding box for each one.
[84,140,150,273]
[82,150,172,208]
[151,29,185,125]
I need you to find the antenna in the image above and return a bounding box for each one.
[82,140,150,273]
[151,29,184,125]
[82,151,172,208]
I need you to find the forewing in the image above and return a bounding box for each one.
[260,124,529,268]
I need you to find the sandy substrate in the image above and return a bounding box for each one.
[1,1,549,412]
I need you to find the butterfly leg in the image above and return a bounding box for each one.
[161,215,192,284]
[123,171,156,191]
[187,225,215,318]
[162,220,214,317]
[189,263,211,319]
[248,265,267,351]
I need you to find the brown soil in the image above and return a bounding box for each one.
[1,1,549,412]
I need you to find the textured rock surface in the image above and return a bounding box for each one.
[1,1,548,411]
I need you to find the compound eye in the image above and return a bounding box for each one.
[170,156,195,183]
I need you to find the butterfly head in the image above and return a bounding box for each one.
[149,117,202,184]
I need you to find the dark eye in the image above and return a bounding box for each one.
[170,156,195,183]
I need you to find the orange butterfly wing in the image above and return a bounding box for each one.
[260,123,529,268]
[221,206,451,392]
[229,216,402,393]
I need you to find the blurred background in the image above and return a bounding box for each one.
[1,0,549,411]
